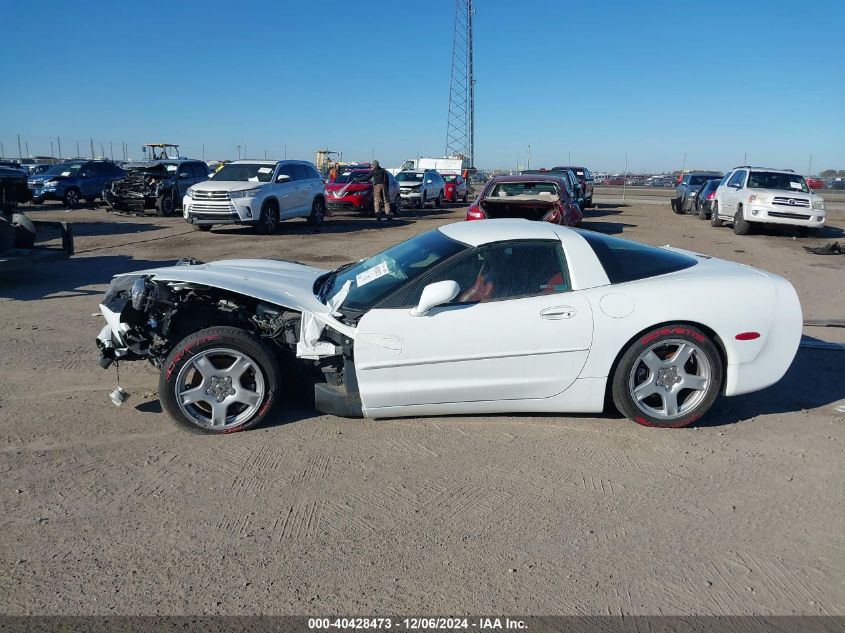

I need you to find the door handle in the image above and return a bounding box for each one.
[540,306,577,320]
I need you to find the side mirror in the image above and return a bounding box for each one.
[276,174,291,183]
[426,179,433,184]
[410,280,460,317]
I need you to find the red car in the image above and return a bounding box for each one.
[325,168,400,216]
[806,177,826,190]
[442,173,469,203]
[465,175,582,226]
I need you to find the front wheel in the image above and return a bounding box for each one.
[63,188,80,208]
[671,198,683,214]
[308,197,326,230]
[257,200,279,234]
[419,193,426,209]
[195,224,213,232]
[159,327,280,434]
[733,207,751,235]
[155,191,175,217]
[612,324,723,428]
[710,202,723,227]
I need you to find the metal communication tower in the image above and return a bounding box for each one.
[446,0,474,167]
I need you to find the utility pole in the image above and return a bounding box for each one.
[236,145,242,160]
[284,144,287,159]
[57,137,62,159]
[17,134,22,159]
[110,141,113,161]
[202,144,205,161]
[744,152,747,165]
[77,141,81,158]
[100,143,105,159]
[90,138,94,159]
[681,152,686,175]
[527,145,531,170]
[808,154,813,177]
[0,141,4,158]
[622,152,628,201]
[446,0,474,167]
[244,144,247,159]
[50,140,54,157]
[25,142,29,158]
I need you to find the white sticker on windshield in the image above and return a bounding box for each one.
[61,171,71,176]
[248,176,259,182]
[355,261,390,287]
[166,165,177,171]
[790,181,803,189]
[342,172,352,176]
[258,167,272,174]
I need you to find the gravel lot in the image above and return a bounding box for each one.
[1,193,843,615]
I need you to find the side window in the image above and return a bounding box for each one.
[277,164,295,182]
[192,163,207,178]
[718,173,731,187]
[403,241,569,307]
[306,165,320,180]
[727,170,746,188]
[291,164,309,181]
[84,164,100,177]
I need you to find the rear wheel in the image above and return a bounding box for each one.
[733,206,751,235]
[257,200,279,234]
[710,202,723,227]
[612,324,722,428]
[419,193,426,209]
[160,327,280,434]
[585,196,593,208]
[435,191,443,209]
[698,202,710,220]
[195,224,213,232]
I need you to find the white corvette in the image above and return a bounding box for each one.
[95,220,802,432]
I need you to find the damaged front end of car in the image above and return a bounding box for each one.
[95,258,363,416]
[104,164,176,214]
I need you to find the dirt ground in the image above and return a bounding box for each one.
[1,192,843,615]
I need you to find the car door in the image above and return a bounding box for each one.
[723,170,746,215]
[288,164,312,216]
[79,163,102,197]
[273,163,298,217]
[355,240,594,410]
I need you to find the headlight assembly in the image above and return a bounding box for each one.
[130,277,158,312]
[230,188,261,199]
[812,198,825,210]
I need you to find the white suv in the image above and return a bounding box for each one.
[711,167,825,235]
[183,160,326,233]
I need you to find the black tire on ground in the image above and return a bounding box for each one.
[63,188,80,208]
[391,197,401,216]
[11,213,36,248]
[733,207,751,235]
[710,202,723,227]
[155,191,175,217]
[257,200,279,234]
[0,217,15,251]
[585,196,593,208]
[308,197,326,230]
[611,323,723,428]
[463,191,468,203]
[698,203,710,220]
[435,191,443,209]
[671,198,682,214]
[31,198,43,206]
[195,224,213,231]
[419,193,426,209]
[159,326,281,434]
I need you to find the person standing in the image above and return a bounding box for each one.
[357,160,392,220]
[328,162,339,183]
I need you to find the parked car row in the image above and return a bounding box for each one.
[672,166,826,236]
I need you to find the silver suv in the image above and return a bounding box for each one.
[396,169,445,209]
[711,166,825,235]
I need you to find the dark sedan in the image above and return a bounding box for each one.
[466,175,582,226]
[692,179,721,220]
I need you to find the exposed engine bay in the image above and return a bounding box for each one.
[103,162,180,216]
[95,258,360,415]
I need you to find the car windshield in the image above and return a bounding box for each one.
[333,171,367,184]
[43,163,84,176]
[212,163,276,183]
[748,171,810,193]
[319,229,467,314]
[396,172,424,183]
[487,181,560,200]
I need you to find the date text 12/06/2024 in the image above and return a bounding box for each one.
[308,618,528,630]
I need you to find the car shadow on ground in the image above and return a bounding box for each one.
[584,207,624,219]
[0,255,175,301]
[577,221,637,235]
[701,347,845,427]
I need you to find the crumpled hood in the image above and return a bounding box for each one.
[116,258,331,313]
[192,180,269,193]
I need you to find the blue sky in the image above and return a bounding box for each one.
[2,0,843,173]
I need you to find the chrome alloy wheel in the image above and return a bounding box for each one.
[628,338,712,421]
[175,348,266,430]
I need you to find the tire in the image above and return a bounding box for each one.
[307,197,326,230]
[462,191,468,203]
[256,200,279,234]
[155,191,175,217]
[612,324,723,428]
[31,198,43,206]
[710,202,723,227]
[733,206,751,235]
[62,188,80,208]
[195,224,213,232]
[419,193,426,209]
[435,191,443,209]
[391,196,401,217]
[11,213,36,248]
[698,202,709,220]
[585,196,593,208]
[671,198,683,214]
[159,327,280,434]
